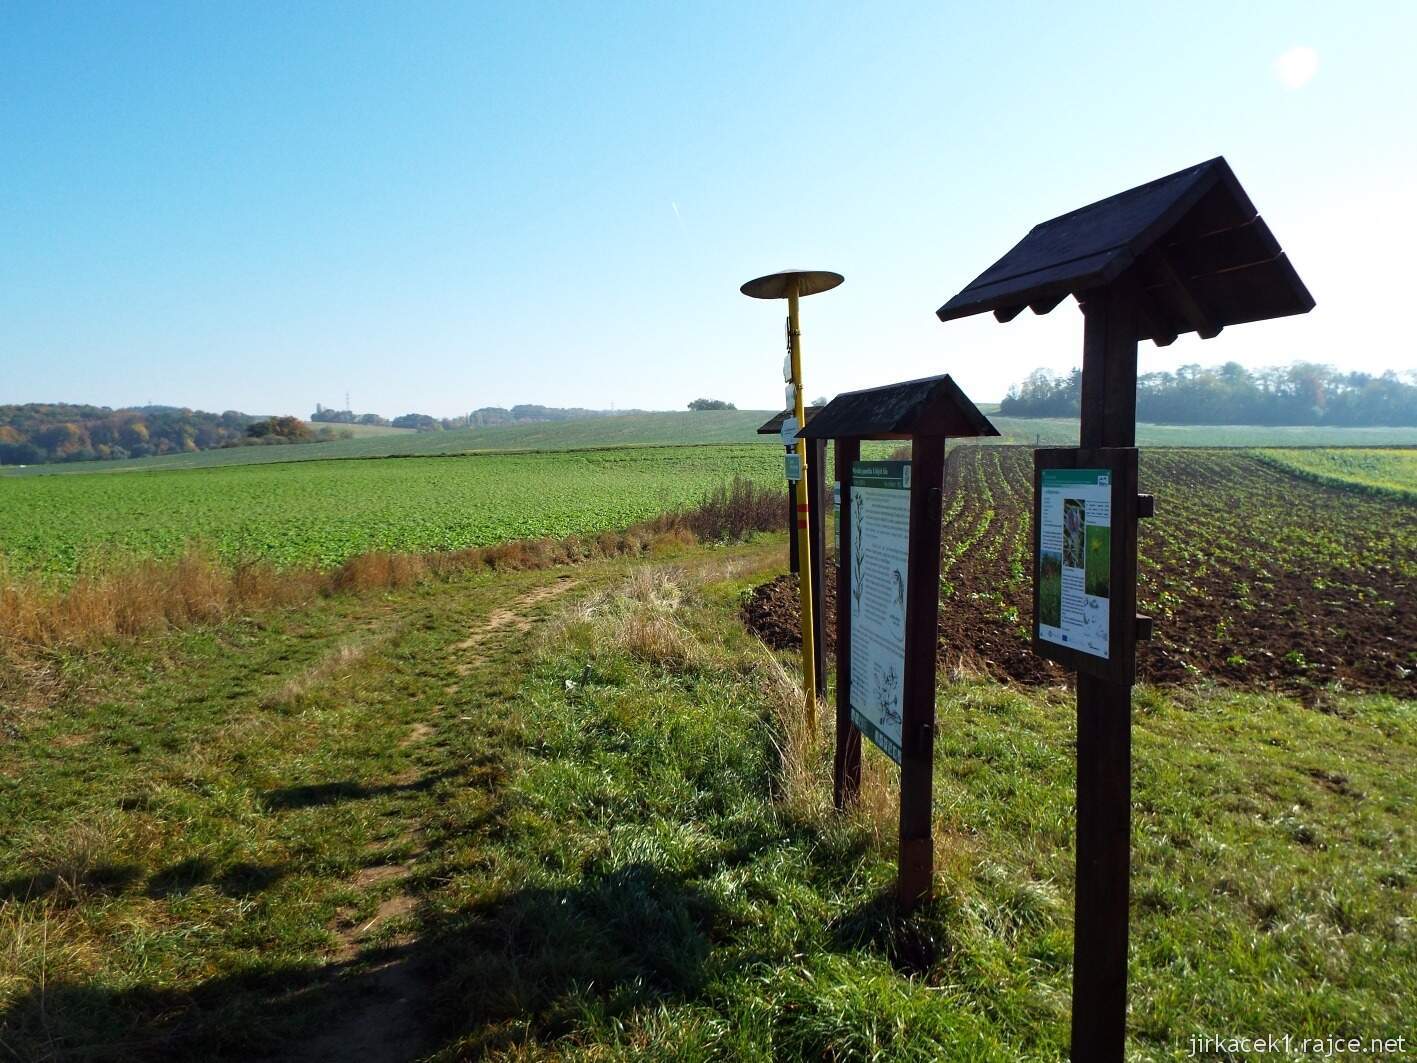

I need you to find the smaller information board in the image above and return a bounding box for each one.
[785,453,802,481]
[848,460,911,763]
[1037,468,1112,659]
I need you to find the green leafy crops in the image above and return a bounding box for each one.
[0,446,784,577]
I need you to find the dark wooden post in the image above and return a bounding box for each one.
[807,437,828,698]
[897,434,946,911]
[832,437,862,810]
[1071,285,1137,1061]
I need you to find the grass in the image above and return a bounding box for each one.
[0,477,782,675]
[0,446,786,577]
[0,538,1411,1060]
[1253,447,1417,501]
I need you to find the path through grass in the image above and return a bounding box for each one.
[0,540,1412,1060]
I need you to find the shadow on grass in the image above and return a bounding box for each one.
[828,888,949,976]
[258,770,458,810]
[146,858,287,899]
[0,861,723,1062]
[0,863,142,904]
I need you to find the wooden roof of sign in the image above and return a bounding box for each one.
[756,407,824,435]
[797,375,999,441]
[935,157,1314,345]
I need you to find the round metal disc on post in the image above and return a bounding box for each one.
[740,270,844,300]
[740,267,843,724]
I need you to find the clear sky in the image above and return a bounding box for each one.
[3,1,1413,417]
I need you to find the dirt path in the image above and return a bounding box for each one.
[280,571,583,1063]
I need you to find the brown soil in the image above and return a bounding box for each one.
[742,447,1417,701]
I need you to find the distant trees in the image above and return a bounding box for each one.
[0,405,353,466]
[688,398,737,411]
[999,363,1417,426]
[311,406,391,427]
[0,404,266,466]
[391,413,443,431]
[246,416,313,441]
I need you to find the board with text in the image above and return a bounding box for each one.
[847,460,911,763]
[1032,448,1139,682]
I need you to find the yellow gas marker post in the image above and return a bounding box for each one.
[740,269,844,725]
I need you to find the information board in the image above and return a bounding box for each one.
[784,453,802,481]
[848,460,911,763]
[1037,468,1111,659]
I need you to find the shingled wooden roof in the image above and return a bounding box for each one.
[935,157,1314,345]
[797,375,998,441]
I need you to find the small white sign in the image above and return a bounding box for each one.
[785,453,802,481]
[784,382,797,409]
[779,416,799,445]
[782,353,793,383]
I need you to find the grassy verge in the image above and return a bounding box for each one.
[0,541,1412,1060]
[1252,447,1417,501]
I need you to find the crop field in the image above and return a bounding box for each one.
[0,445,783,577]
[1254,447,1417,500]
[747,446,1417,700]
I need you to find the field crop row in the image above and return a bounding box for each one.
[0,446,784,578]
[751,446,1417,699]
[938,446,1417,698]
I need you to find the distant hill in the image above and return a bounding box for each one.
[6,407,1417,478]
[2,409,778,475]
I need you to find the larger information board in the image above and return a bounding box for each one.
[848,460,911,764]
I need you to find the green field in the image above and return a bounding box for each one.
[0,445,789,577]
[1253,447,1417,500]
[988,416,1417,449]
[317,422,416,438]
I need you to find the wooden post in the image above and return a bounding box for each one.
[807,437,828,699]
[1070,285,1137,1061]
[897,434,946,911]
[832,437,862,810]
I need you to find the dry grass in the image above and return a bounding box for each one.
[0,476,786,691]
[547,567,706,672]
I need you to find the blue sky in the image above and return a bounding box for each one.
[2,1,1413,417]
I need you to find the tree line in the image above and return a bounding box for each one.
[999,363,1417,426]
[0,404,344,466]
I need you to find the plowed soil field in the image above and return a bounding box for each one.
[743,447,1417,699]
